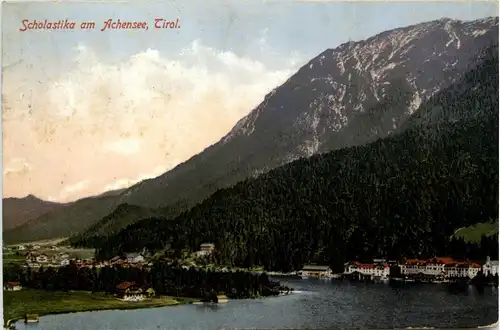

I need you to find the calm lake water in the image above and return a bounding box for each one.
[14,278,499,330]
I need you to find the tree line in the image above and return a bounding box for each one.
[3,262,289,299]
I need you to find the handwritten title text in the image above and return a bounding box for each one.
[19,18,181,32]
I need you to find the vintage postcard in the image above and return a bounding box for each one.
[1,0,499,329]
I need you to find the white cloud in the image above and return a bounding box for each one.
[3,158,33,176]
[101,165,169,192]
[58,180,90,200]
[3,40,304,202]
[103,139,142,155]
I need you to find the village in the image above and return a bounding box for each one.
[2,242,240,327]
[4,242,154,271]
[2,242,257,303]
[5,241,500,292]
[2,240,499,329]
[3,242,259,278]
[298,256,499,284]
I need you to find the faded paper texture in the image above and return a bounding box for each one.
[2,0,499,329]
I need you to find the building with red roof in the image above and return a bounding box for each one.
[399,257,481,279]
[115,282,145,301]
[344,261,390,278]
[4,281,22,291]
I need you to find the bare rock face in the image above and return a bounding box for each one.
[120,17,498,208]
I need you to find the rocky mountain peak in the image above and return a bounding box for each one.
[222,17,498,161]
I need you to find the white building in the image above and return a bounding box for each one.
[25,251,41,263]
[36,254,49,263]
[116,282,145,301]
[4,282,22,291]
[344,262,390,277]
[399,258,481,279]
[60,259,70,266]
[423,259,447,276]
[299,265,333,278]
[125,253,145,264]
[17,245,26,251]
[483,256,499,276]
[399,260,426,276]
[196,243,215,257]
[399,258,454,276]
[445,263,481,278]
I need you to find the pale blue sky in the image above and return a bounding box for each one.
[2,1,498,71]
[1,0,498,202]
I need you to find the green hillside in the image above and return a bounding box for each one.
[67,203,162,247]
[454,221,499,243]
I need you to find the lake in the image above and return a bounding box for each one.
[14,278,499,329]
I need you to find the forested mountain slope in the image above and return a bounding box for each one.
[67,204,163,247]
[87,46,498,271]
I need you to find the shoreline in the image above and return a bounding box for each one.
[4,288,496,329]
[477,321,499,328]
[5,290,297,327]
[4,291,199,328]
[6,299,194,328]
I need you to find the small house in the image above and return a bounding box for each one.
[24,314,39,323]
[298,264,332,278]
[116,282,145,301]
[4,281,22,291]
[200,243,215,252]
[197,243,215,257]
[215,295,228,304]
[25,251,40,262]
[32,245,41,250]
[483,256,499,276]
[17,245,26,251]
[35,254,49,263]
[126,253,146,264]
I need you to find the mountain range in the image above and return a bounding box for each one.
[3,16,499,245]
[3,195,64,231]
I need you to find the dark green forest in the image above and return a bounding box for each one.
[3,263,289,299]
[72,46,498,273]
